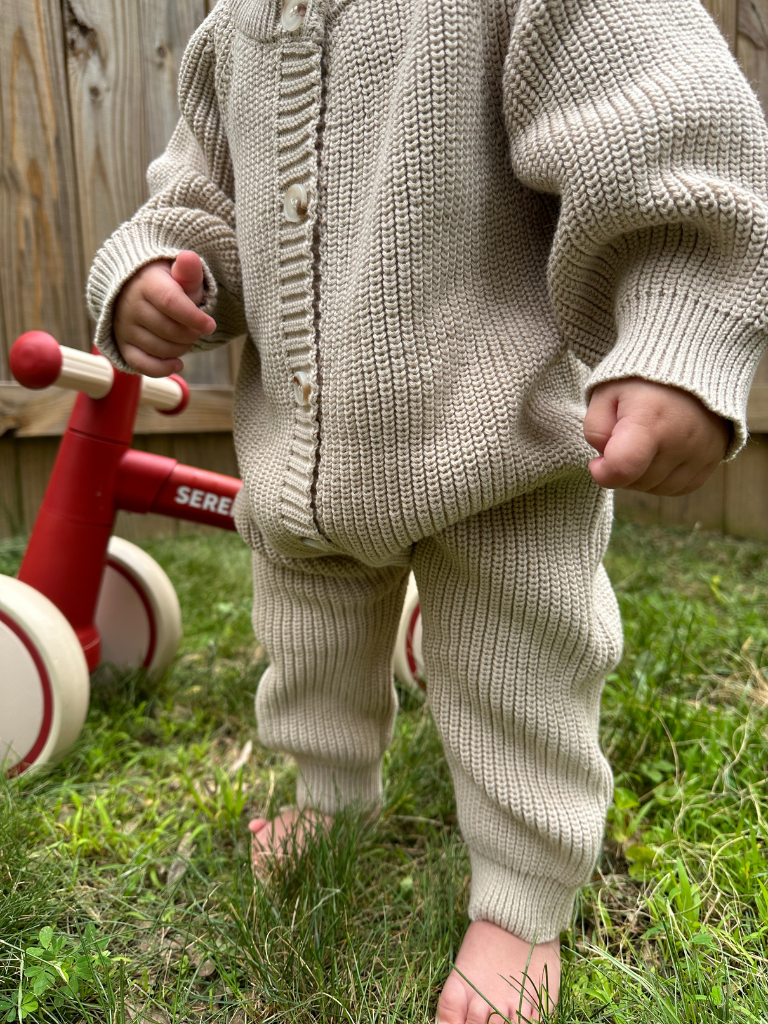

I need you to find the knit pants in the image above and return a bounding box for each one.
[251,472,623,943]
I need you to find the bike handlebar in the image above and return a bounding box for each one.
[10,332,190,415]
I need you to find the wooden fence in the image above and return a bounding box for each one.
[0,0,239,539]
[1,0,768,539]
[616,0,768,539]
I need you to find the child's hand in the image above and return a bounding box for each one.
[113,250,216,377]
[583,378,730,495]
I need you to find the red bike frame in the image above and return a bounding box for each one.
[10,332,242,670]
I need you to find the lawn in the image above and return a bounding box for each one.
[1,518,768,1023]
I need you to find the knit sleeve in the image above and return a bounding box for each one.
[504,0,768,456]
[86,5,246,372]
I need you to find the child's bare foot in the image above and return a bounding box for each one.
[248,808,332,879]
[437,921,560,1023]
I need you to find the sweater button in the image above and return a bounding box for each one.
[293,370,311,407]
[281,1,307,31]
[283,183,308,222]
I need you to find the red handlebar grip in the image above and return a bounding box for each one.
[10,332,63,390]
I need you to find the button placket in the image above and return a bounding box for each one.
[275,28,325,546]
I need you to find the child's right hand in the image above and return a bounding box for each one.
[113,250,216,377]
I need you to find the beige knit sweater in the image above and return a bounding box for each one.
[87,0,768,564]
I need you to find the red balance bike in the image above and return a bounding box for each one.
[2,333,425,778]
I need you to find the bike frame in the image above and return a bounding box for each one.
[11,334,242,670]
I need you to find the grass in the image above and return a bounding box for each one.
[1,517,768,1023]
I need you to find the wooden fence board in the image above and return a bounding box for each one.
[0,382,234,436]
[140,0,233,389]
[0,438,23,536]
[0,0,89,376]
[184,347,234,387]
[747,383,768,429]
[65,0,150,272]
[658,464,727,533]
[613,489,661,527]
[701,0,739,48]
[140,0,208,165]
[754,354,768,385]
[725,434,768,537]
[615,470,728,535]
[737,0,768,112]
[17,436,59,537]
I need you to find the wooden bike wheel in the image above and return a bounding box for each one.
[95,537,182,676]
[1,575,89,776]
[393,573,426,694]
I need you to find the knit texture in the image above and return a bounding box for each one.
[415,476,621,940]
[250,471,621,942]
[251,545,409,813]
[85,0,768,941]
[86,0,768,566]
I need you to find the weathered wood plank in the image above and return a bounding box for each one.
[17,436,60,537]
[139,0,208,164]
[658,464,727,533]
[613,489,662,527]
[616,468,726,534]
[736,0,768,113]
[65,0,209,275]
[725,434,768,538]
[227,336,246,386]
[753,354,768,386]
[134,386,234,433]
[701,0,739,49]
[0,0,89,378]
[0,382,234,437]
[747,382,768,429]
[65,0,149,272]
[183,347,234,387]
[0,437,24,536]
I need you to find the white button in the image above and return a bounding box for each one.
[301,536,327,550]
[283,183,308,222]
[293,370,311,407]
[281,1,307,32]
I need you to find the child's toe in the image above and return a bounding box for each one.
[435,972,470,1024]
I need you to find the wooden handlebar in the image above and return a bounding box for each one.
[10,333,187,413]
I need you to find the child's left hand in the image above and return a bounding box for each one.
[583,378,731,495]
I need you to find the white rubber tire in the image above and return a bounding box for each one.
[0,575,90,775]
[393,572,426,694]
[95,537,181,676]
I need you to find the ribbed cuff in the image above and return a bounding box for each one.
[294,756,384,816]
[468,851,577,945]
[86,220,219,372]
[586,291,768,460]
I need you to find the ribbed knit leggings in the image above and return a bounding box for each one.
[251,472,623,943]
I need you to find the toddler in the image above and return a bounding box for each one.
[87,0,767,1019]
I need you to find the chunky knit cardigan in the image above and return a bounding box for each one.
[87,0,768,564]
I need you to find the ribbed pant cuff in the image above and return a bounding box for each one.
[295,757,383,816]
[468,851,578,944]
